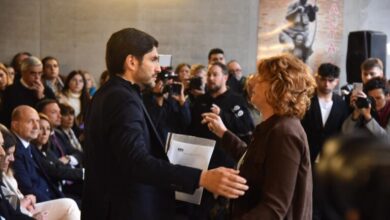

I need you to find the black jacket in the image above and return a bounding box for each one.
[82,76,202,220]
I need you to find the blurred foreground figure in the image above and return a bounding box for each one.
[316,134,390,220]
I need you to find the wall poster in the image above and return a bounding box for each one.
[257,0,344,72]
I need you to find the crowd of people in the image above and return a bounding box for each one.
[0,27,389,220]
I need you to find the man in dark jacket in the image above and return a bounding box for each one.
[0,56,55,127]
[81,28,248,220]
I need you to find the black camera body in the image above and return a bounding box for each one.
[355,96,372,109]
[189,77,203,91]
[157,67,177,81]
[163,83,182,96]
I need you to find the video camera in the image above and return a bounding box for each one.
[155,67,182,96]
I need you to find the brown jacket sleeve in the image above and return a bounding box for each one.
[242,130,306,219]
[220,130,248,162]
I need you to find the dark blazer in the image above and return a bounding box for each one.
[221,115,312,220]
[34,146,83,182]
[12,136,63,202]
[49,129,83,165]
[0,80,55,127]
[301,94,349,163]
[82,76,202,220]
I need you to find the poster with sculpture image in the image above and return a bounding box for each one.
[257,0,344,70]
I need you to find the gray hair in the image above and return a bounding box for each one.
[21,56,42,72]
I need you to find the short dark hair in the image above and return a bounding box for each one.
[106,28,159,76]
[36,99,59,113]
[209,62,228,75]
[42,56,59,67]
[11,52,31,72]
[208,48,224,60]
[364,77,389,95]
[318,63,340,78]
[59,103,75,116]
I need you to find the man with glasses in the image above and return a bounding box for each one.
[0,56,55,127]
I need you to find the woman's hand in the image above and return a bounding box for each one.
[201,112,227,138]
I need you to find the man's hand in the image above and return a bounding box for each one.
[199,167,248,199]
[171,82,186,106]
[31,80,45,99]
[201,112,227,138]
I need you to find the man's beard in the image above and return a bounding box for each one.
[207,84,222,94]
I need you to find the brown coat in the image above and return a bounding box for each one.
[221,115,312,220]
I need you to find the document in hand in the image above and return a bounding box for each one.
[165,133,215,205]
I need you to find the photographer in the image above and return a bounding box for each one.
[342,77,390,141]
[142,68,191,143]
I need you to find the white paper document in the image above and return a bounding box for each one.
[166,133,215,205]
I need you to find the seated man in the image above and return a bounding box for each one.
[0,56,56,127]
[10,105,63,202]
[0,124,80,219]
[342,77,390,141]
[36,99,83,167]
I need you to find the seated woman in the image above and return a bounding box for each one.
[58,104,83,152]
[32,114,83,206]
[202,54,316,219]
[0,124,80,219]
[58,70,90,132]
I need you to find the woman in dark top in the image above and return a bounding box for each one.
[202,54,316,219]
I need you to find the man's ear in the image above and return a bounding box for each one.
[124,55,138,71]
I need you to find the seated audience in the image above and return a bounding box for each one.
[10,52,31,79]
[83,71,97,97]
[0,56,56,127]
[42,56,64,97]
[58,70,90,130]
[33,113,83,206]
[11,105,64,202]
[36,99,83,167]
[58,104,83,151]
[0,124,80,219]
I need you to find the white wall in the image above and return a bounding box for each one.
[0,0,389,86]
[0,0,259,82]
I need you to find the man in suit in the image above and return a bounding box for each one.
[10,105,64,202]
[82,28,248,220]
[301,63,349,220]
[301,63,349,164]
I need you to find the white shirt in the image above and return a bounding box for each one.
[318,98,333,127]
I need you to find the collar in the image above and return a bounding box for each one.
[20,78,33,89]
[14,134,30,149]
[112,75,142,95]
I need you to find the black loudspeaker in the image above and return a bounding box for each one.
[346,31,387,83]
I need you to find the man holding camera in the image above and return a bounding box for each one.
[143,68,191,143]
[342,77,390,141]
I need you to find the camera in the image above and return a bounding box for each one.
[157,67,177,81]
[355,96,372,109]
[163,83,182,96]
[189,77,203,91]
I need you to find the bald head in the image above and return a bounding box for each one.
[11,105,40,141]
